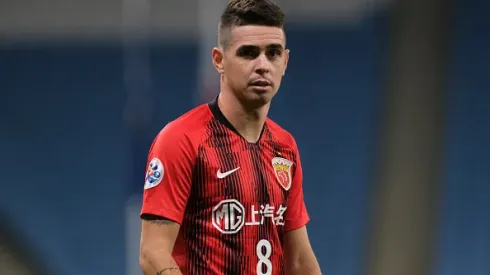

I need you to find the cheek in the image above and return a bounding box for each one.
[227,65,250,81]
[273,64,286,77]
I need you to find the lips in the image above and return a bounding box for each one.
[249,79,271,87]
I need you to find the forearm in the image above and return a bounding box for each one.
[140,250,182,275]
[285,251,322,275]
[285,263,322,275]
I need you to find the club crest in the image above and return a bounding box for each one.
[272,157,293,191]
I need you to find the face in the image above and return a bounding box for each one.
[212,25,289,107]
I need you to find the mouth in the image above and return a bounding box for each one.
[249,79,272,87]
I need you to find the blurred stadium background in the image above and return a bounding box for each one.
[0,0,489,274]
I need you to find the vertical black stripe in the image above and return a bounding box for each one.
[187,146,203,274]
[264,127,289,274]
[185,124,216,275]
[209,118,245,274]
[211,119,229,275]
[257,128,274,274]
[267,130,288,255]
[237,126,267,274]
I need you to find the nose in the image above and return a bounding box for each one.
[254,54,270,75]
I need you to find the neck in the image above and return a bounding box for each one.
[218,89,270,143]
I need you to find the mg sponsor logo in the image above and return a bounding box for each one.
[212,199,245,234]
[212,199,287,234]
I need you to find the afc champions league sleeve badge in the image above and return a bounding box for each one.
[272,157,293,191]
[144,158,164,189]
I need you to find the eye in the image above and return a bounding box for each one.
[237,46,260,59]
[267,49,282,58]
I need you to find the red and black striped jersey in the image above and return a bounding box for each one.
[141,98,309,275]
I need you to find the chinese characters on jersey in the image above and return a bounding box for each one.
[212,199,287,234]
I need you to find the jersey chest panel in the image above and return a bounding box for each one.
[197,141,287,203]
[188,135,294,236]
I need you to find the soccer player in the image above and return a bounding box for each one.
[139,0,321,274]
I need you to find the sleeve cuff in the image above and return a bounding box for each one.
[140,204,185,224]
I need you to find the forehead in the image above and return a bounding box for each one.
[229,25,285,49]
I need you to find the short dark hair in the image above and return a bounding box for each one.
[218,0,285,48]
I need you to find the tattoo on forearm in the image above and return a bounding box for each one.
[156,267,179,274]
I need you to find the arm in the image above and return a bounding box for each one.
[284,226,321,275]
[283,141,321,275]
[139,126,195,275]
[140,216,182,275]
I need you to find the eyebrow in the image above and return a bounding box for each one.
[237,43,284,50]
[266,44,284,50]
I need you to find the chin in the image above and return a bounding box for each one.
[249,85,276,95]
[245,87,275,106]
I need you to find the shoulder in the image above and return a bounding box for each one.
[266,117,298,152]
[153,104,213,153]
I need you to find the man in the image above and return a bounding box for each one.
[139,0,321,274]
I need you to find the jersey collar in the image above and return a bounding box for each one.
[208,96,267,143]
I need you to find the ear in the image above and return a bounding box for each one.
[283,49,290,76]
[212,47,225,74]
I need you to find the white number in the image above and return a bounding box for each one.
[256,239,272,275]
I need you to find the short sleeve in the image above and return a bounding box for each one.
[140,127,196,224]
[284,144,310,231]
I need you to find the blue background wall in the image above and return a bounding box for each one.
[435,1,490,275]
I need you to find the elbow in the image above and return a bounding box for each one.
[139,245,161,272]
[139,244,175,272]
[139,247,152,272]
[285,261,302,275]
